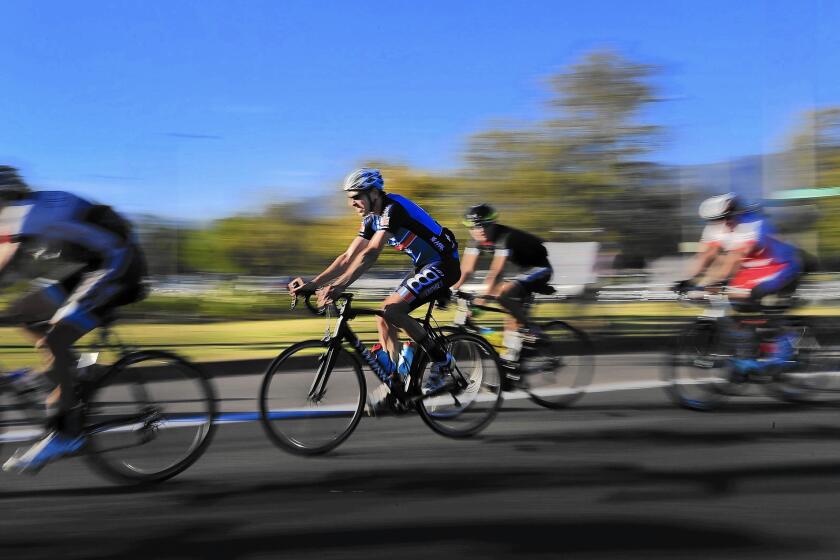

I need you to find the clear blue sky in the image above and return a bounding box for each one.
[1,0,838,219]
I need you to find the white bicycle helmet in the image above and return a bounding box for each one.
[698,192,743,220]
[343,168,384,193]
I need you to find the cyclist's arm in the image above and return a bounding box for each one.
[483,253,508,296]
[685,243,720,280]
[309,236,368,287]
[701,246,747,285]
[452,249,479,289]
[330,230,387,291]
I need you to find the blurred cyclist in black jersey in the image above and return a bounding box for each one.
[454,204,553,346]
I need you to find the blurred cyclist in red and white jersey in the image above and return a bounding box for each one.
[677,192,801,303]
[675,192,802,368]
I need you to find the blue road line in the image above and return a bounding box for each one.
[0,410,358,442]
[178,410,356,424]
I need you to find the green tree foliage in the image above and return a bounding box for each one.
[462,50,678,261]
[180,204,322,275]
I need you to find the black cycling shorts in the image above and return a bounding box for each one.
[394,260,461,311]
[513,265,553,294]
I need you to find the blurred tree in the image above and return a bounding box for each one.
[180,203,329,275]
[142,50,687,277]
[136,222,185,276]
[462,50,677,261]
[785,107,840,260]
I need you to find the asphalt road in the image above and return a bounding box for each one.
[3,354,840,560]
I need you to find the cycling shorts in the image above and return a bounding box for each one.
[10,249,146,334]
[513,265,553,294]
[729,260,801,300]
[395,260,461,311]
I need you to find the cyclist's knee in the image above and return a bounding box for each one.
[498,283,524,304]
[45,321,86,349]
[381,301,410,324]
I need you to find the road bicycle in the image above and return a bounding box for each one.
[663,287,840,411]
[259,290,503,455]
[446,290,594,408]
[0,313,217,484]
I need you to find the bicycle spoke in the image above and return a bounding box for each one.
[260,340,365,455]
[84,351,216,484]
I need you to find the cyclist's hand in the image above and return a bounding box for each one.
[454,290,473,301]
[672,279,694,294]
[317,284,343,307]
[288,277,311,295]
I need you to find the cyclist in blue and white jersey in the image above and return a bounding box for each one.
[0,181,147,473]
[288,168,460,402]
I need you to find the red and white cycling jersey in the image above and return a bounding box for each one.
[700,215,797,269]
[701,214,800,293]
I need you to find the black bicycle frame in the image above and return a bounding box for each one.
[304,294,445,402]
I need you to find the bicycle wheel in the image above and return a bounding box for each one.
[417,332,503,438]
[259,340,365,455]
[521,321,594,409]
[83,351,217,484]
[663,320,734,411]
[769,321,840,403]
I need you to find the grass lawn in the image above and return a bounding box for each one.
[0,300,836,369]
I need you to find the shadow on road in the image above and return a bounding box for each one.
[0,517,816,559]
[483,422,840,448]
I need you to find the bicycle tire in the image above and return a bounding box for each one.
[259,340,366,456]
[416,332,503,438]
[522,320,594,409]
[662,320,733,411]
[0,390,46,466]
[83,350,217,484]
[768,321,840,403]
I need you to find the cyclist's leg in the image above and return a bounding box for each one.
[47,271,131,430]
[390,260,460,368]
[376,304,401,367]
[4,276,78,396]
[496,281,530,329]
[501,266,553,331]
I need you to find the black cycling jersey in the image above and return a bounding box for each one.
[359,193,459,267]
[465,224,549,268]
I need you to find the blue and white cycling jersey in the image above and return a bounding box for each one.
[358,193,459,268]
[0,191,133,282]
